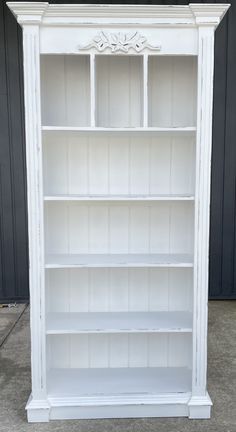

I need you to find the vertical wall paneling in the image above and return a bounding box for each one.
[0,3,28,302]
[210,1,236,299]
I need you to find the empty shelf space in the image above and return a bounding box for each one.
[44,194,195,202]
[43,130,195,197]
[40,55,90,127]
[46,268,193,318]
[148,56,197,128]
[46,311,193,334]
[45,254,193,268]
[47,367,192,398]
[47,332,192,370]
[96,55,143,127]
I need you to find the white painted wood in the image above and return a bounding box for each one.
[42,127,196,133]
[90,54,96,127]
[21,23,49,415]
[46,268,193,314]
[143,54,148,127]
[148,56,197,127]
[7,1,230,422]
[40,27,198,56]
[48,367,192,397]
[45,254,193,269]
[48,333,192,369]
[96,56,143,127]
[46,311,193,334]
[191,25,216,401]
[43,135,195,197]
[8,3,229,26]
[44,194,195,201]
[48,401,189,420]
[41,55,90,126]
[188,393,212,419]
[45,202,194,255]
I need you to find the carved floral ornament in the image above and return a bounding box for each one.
[78,31,161,53]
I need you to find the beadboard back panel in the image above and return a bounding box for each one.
[41,55,91,127]
[96,56,143,127]
[47,333,192,369]
[148,56,197,127]
[44,202,194,255]
[43,132,196,196]
[46,268,193,317]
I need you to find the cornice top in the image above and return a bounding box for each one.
[7,2,230,27]
[7,2,48,24]
[189,3,230,25]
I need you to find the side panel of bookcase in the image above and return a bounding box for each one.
[21,23,49,421]
[189,25,215,419]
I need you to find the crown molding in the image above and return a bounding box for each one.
[43,4,192,19]
[7,2,49,24]
[189,3,230,26]
[7,3,230,27]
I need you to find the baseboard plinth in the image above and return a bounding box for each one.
[188,393,212,419]
[26,394,50,423]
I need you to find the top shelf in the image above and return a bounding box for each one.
[40,55,197,129]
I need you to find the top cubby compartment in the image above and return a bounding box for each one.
[96,56,143,127]
[41,55,91,127]
[148,56,197,127]
[40,54,197,128]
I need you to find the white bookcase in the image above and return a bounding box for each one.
[8,2,230,423]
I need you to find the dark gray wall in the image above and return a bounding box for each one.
[0,1,28,302]
[210,1,236,299]
[0,0,235,301]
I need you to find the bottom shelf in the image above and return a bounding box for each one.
[47,367,192,399]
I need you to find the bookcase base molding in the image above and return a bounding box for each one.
[26,393,212,422]
[7,2,229,423]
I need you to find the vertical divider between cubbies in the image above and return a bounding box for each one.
[143,53,148,128]
[90,53,96,127]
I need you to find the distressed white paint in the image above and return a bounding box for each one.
[189,25,216,410]
[96,55,143,127]
[148,56,197,127]
[46,311,193,334]
[42,132,195,196]
[20,23,49,420]
[41,55,90,126]
[7,1,230,422]
[44,201,194,255]
[78,31,161,53]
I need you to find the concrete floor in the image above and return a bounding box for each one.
[0,302,235,432]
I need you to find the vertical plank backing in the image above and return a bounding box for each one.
[209,0,236,298]
[209,3,228,298]
[0,2,28,302]
[220,1,236,298]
